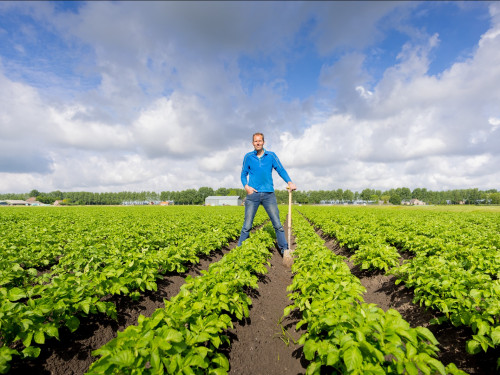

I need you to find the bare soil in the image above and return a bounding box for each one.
[8,221,499,374]
[225,230,304,375]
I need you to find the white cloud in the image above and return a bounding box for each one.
[133,95,211,158]
[51,105,133,151]
[356,86,373,99]
[272,9,500,191]
[199,145,246,173]
[489,117,500,131]
[0,64,56,173]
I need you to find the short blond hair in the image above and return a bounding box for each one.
[252,132,264,141]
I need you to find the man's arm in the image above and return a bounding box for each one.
[241,154,258,194]
[271,152,296,190]
[240,154,250,187]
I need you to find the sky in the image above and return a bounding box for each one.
[0,1,499,194]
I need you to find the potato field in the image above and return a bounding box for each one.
[0,205,499,374]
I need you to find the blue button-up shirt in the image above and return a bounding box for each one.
[240,149,291,192]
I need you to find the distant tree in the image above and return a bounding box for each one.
[144,191,159,201]
[380,195,390,204]
[488,192,500,204]
[49,190,64,201]
[465,188,481,204]
[227,189,239,196]
[274,189,288,204]
[389,194,401,205]
[342,189,354,202]
[160,191,174,201]
[396,187,411,201]
[360,188,374,201]
[179,189,201,204]
[426,191,441,205]
[294,191,309,204]
[370,194,379,202]
[308,190,324,204]
[333,189,343,201]
[37,194,55,204]
[323,190,334,201]
[412,188,428,201]
[198,187,215,200]
[215,187,229,196]
[449,190,464,204]
[29,189,41,198]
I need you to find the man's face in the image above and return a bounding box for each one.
[253,135,264,151]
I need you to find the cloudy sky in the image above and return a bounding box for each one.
[1,1,499,193]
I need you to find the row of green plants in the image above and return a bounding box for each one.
[283,208,466,374]
[299,206,401,272]
[0,206,254,281]
[0,206,265,373]
[87,226,276,374]
[380,212,500,359]
[297,206,500,363]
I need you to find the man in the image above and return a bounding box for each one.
[238,132,297,254]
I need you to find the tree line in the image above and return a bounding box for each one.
[0,187,499,205]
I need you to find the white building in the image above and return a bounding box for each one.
[205,196,242,206]
[4,200,29,206]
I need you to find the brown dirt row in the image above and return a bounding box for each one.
[317,228,500,375]
[225,221,306,375]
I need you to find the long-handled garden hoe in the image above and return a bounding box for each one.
[283,187,294,267]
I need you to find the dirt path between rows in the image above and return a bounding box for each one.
[226,221,306,375]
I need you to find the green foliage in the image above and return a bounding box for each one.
[300,206,402,272]
[0,206,270,372]
[299,205,500,362]
[88,227,275,374]
[389,193,402,205]
[351,243,400,272]
[284,209,465,375]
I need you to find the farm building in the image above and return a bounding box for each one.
[4,200,29,206]
[410,198,426,205]
[205,196,242,206]
[26,197,46,206]
[403,199,426,206]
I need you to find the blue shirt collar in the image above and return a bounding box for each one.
[253,148,267,156]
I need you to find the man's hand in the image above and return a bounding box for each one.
[245,185,257,195]
[287,182,297,191]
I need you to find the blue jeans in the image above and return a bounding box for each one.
[238,192,288,252]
